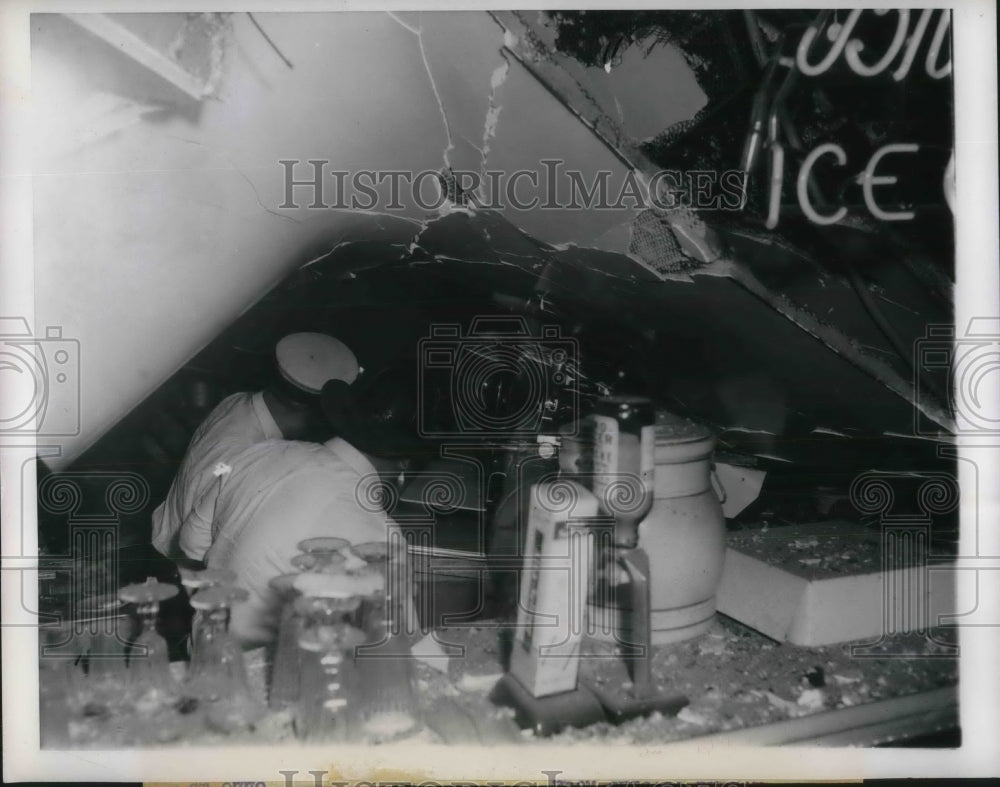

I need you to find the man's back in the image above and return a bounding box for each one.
[201,437,390,646]
[151,391,282,559]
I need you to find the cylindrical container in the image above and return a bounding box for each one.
[588,411,725,645]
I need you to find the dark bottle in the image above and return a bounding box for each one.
[592,395,655,547]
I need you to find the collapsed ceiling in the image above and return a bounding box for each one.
[31,10,958,550]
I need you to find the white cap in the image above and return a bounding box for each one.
[276,333,359,394]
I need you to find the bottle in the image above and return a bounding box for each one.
[268,547,348,710]
[71,593,132,719]
[118,578,187,744]
[592,395,656,547]
[354,632,420,744]
[348,541,421,743]
[118,579,179,710]
[179,566,236,659]
[186,586,266,733]
[589,396,655,644]
[267,573,305,711]
[293,594,365,742]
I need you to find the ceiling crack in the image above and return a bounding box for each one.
[477,51,510,201]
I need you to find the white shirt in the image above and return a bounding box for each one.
[151,392,282,559]
[200,437,396,646]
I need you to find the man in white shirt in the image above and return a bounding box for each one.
[151,333,359,560]
[195,377,427,646]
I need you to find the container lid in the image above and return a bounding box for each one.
[655,411,714,445]
[654,411,715,463]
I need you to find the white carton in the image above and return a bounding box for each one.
[509,480,600,698]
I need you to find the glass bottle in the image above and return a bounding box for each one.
[590,396,656,646]
[294,594,366,742]
[185,586,266,733]
[71,593,132,719]
[267,573,304,711]
[118,578,179,711]
[179,566,236,659]
[269,550,347,710]
[348,541,397,636]
[347,542,421,744]
[353,626,420,744]
[592,395,656,547]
